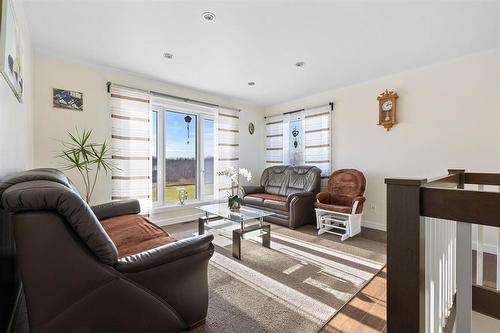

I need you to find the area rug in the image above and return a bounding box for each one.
[189,222,386,333]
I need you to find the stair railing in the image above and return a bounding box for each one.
[386,169,500,333]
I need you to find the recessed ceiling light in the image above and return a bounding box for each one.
[248,81,255,86]
[163,52,174,59]
[202,12,216,22]
[295,61,305,67]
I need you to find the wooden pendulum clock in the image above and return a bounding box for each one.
[377,90,398,131]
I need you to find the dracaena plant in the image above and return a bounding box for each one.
[57,128,113,203]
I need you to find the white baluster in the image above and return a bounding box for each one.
[497,227,500,291]
[433,218,440,333]
[425,217,431,332]
[456,221,472,333]
[443,220,447,323]
[497,186,500,291]
[476,185,484,286]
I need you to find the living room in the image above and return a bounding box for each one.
[1,1,500,333]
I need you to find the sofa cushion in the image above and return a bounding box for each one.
[260,165,288,195]
[284,166,321,195]
[263,199,288,212]
[101,214,176,258]
[247,193,287,202]
[315,202,352,214]
[243,195,265,206]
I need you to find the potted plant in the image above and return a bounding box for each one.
[217,167,252,210]
[57,128,113,203]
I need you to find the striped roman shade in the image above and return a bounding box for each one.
[265,115,285,168]
[304,105,332,189]
[110,84,152,213]
[265,104,332,188]
[217,107,240,198]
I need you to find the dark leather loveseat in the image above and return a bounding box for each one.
[242,165,321,229]
[0,168,214,333]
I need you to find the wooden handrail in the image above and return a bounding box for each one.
[465,172,500,186]
[385,169,500,333]
[423,173,461,189]
[421,187,500,228]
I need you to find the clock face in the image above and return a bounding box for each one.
[382,100,393,111]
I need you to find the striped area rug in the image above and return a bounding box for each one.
[193,223,386,333]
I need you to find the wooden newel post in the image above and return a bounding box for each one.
[448,169,465,189]
[385,178,427,333]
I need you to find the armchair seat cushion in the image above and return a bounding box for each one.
[101,214,176,258]
[315,202,352,214]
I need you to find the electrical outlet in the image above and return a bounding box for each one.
[369,204,376,212]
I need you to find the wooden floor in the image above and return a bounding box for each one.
[320,267,387,333]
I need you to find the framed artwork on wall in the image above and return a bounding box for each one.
[53,88,83,111]
[0,0,24,103]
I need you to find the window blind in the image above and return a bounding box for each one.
[110,85,152,213]
[217,107,240,198]
[265,115,285,168]
[304,105,332,175]
[304,105,332,188]
[265,104,332,187]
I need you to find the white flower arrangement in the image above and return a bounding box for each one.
[217,167,252,185]
[217,167,252,200]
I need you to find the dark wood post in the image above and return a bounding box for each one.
[448,169,465,189]
[385,178,426,333]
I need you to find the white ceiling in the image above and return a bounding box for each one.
[24,1,500,106]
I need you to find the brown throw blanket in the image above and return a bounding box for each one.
[100,214,176,258]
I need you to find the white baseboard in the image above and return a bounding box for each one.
[153,213,203,227]
[362,220,387,232]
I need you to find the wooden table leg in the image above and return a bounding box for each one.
[198,217,205,235]
[262,224,271,248]
[232,229,241,260]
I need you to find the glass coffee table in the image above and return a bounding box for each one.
[196,203,274,260]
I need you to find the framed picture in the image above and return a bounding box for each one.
[0,0,24,103]
[53,88,83,111]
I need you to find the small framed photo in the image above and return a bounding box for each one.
[53,88,83,111]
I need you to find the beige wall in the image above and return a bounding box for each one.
[265,48,500,230]
[33,55,265,205]
[0,0,33,177]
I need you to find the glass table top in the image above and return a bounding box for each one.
[196,203,275,223]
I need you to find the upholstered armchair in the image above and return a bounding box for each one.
[315,169,366,214]
[315,169,366,240]
[0,168,214,333]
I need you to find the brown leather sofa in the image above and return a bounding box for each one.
[242,165,321,229]
[0,168,214,333]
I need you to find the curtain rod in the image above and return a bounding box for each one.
[106,81,241,112]
[264,102,334,118]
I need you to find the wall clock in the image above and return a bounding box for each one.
[248,122,255,135]
[377,89,398,131]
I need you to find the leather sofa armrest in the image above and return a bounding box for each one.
[91,199,141,220]
[241,185,264,197]
[114,234,214,273]
[287,192,316,229]
[316,192,331,204]
[288,191,315,204]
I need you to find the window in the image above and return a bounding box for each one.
[265,104,332,189]
[152,104,216,206]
